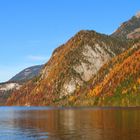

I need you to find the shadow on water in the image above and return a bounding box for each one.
[0,107,140,140]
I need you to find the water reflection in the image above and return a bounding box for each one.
[0,107,140,140]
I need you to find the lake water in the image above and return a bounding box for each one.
[0,107,140,140]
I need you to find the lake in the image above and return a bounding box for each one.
[0,107,140,140]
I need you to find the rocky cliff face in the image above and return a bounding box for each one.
[75,41,140,106]
[7,30,129,106]
[112,12,140,39]
[127,28,140,39]
[0,82,21,105]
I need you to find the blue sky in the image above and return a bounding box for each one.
[0,0,140,82]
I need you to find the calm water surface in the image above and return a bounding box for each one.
[0,107,140,140]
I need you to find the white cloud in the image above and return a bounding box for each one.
[27,55,49,61]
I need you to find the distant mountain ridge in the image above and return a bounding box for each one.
[9,65,43,82]
[0,65,43,105]
[111,12,140,39]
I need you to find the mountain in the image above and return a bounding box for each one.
[7,30,130,106]
[76,40,140,106]
[0,65,43,105]
[111,11,140,39]
[9,65,43,82]
[6,12,140,106]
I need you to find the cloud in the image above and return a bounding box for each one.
[27,55,49,61]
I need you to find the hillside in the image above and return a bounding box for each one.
[7,30,129,106]
[0,82,21,105]
[71,41,140,106]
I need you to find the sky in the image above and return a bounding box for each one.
[0,0,140,82]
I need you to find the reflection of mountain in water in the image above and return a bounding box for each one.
[1,108,140,140]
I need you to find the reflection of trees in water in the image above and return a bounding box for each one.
[7,109,140,140]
